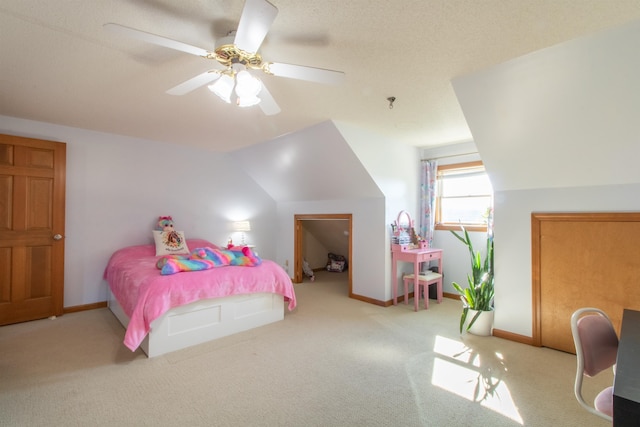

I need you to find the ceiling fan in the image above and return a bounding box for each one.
[104,0,345,116]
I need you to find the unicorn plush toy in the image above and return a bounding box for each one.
[155,216,183,246]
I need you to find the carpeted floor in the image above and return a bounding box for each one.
[0,270,611,426]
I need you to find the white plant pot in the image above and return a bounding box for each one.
[466,309,494,336]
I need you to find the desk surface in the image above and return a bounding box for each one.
[397,248,442,255]
[613,308,640,425]
[390,246,442,306]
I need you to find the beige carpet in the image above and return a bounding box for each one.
[0,270,612,426]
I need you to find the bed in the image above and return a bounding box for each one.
[104,238,296,357]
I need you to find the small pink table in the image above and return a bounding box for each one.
[391,245,443,305]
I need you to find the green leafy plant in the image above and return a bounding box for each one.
[451,225,494,333]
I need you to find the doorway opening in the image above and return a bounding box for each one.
[293,214,352,296]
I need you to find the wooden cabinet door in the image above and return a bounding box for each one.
[532,213,640,353]
[0,134,66,325]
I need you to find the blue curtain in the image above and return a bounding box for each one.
[419,159,438,247]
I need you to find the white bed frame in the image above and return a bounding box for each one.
[108,290,284,357]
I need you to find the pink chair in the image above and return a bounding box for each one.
[402,272,443,311]
[570,307,619,422]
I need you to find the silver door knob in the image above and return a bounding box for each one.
[53,234,63,241]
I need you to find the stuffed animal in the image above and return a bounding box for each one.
[156,246,262,275]
[156,216,175,231]
[156,216,183,246]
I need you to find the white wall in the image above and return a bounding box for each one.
[432,229,488,295]
[303,228,330,270]
[231,120,421,302]
[1,114,421,309]
[335,121,421,299]
[451,19,640,337]
[278,198,386,299]
[0,115,277,308]
[229,121,383,202]
[452,19,640,193]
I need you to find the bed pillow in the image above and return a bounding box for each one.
[186,239,219,250]
[153,230,190,256]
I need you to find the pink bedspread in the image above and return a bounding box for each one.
[103,239,296,352]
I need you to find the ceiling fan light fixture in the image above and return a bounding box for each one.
[106,0,345,117]
[208,73,235,103]
[237,95,261,107]
[234,70,262,107]
[235,70,262,96]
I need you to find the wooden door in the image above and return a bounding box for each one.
[532,212,640,353]
[0,134,66,325]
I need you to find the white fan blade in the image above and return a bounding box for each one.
[166,71,221,96]
[258,84,281,116]
[104,23,210,57]
[234,0,278,53]
[268,63,345,85]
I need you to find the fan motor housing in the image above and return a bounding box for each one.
[211,44,263,70]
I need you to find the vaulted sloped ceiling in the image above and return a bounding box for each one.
[3,1,640,152]
[452,19,640,192]
[229,121,382,202]
[303,220,349,258]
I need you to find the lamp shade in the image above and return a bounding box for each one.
[235,70,262,107]
[233,221,251,232]
[237,95,261,107]
[235,70,261,96]
[208,73,234,103]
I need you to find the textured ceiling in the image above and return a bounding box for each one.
[1,1,640,152]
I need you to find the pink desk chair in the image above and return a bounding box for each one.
[570,307,618,422]
[402,272,443,311]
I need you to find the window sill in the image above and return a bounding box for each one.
[435,223,488,232]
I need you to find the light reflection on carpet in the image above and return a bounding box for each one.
[407,335,523,425]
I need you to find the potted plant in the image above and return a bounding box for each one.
[451,225,494,335]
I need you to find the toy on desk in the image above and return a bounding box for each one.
[410,226,422,245]
[391,210,427,249]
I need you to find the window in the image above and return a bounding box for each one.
[435,161,493,231]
